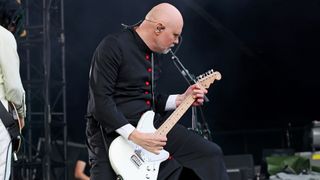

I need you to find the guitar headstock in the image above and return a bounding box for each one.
[196,69,222,89]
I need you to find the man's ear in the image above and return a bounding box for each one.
[155,24,165,33]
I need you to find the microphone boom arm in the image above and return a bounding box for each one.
[169,49,210,102]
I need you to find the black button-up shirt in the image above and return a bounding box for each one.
[87,27,168,135]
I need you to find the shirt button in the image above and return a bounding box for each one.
[145,91,149,94]
[146,100,151,105]
[145,81,150,86]
[147,68,152,72]
[145,54,150,60]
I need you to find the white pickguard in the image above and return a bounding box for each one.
[109,111,170,180]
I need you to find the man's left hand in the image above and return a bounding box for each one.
[176,84,208,107]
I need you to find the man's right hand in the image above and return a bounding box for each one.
[18,117,25,129]
[128,129,167,154]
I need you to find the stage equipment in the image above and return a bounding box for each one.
[224,154,255,180]
[169,48,213,140]
[311,120,320,150]
[18,0,67,179]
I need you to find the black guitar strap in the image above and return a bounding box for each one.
[0,102,19,139]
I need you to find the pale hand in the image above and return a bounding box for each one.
[176,84,208,107]
[128,129,167,154]
[18,117,25,129]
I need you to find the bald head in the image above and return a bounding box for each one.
[146,3,183,28]
[136,3,183,53]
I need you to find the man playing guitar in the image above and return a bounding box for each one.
[0,0,26,179]
[86,3,229,180]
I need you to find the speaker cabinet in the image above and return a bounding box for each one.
[224,154,255,180]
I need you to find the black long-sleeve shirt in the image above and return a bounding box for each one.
[86,27,168,136]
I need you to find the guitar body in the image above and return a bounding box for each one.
[109,111,169,180]
[109,69,221,179]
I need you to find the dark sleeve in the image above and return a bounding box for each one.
[88,36,129,133]
[78,148,88,162]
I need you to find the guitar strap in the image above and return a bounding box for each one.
[0,102,19,139]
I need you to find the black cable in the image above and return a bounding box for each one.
[198,106,212,141]
[99,125,110,160]
[172,35,183,54]
[121,20,143,29]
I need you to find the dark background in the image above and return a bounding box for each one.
[64,0,320,164]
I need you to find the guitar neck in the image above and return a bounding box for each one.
[155,69,221,136]
[155,94,195,136]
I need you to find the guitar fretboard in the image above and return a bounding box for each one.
[154,70,220,136]
[155,94,195,136]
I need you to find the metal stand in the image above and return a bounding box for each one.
[285,122,291,148]
[169,50,212,140]
[18,0,67,179]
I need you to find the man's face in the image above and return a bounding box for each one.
[155,22,182,54]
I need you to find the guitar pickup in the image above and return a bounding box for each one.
[130,154,143,168]
[134,149,146,162]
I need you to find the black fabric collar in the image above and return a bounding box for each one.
[128,27,152,54]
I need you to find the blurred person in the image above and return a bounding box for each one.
[74,148,90,180]
[0,0,26,180]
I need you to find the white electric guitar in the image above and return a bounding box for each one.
[109,69,221,180]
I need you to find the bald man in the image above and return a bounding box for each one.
[86,3,229,180]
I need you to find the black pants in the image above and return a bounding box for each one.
[87,124,229,180]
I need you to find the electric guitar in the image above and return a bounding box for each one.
[8,102,22,158]
[0,101,22,160]
[109,69,221,180]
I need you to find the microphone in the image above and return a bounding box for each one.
[169,49,190,79]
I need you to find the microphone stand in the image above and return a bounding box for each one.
[169,50,212,140]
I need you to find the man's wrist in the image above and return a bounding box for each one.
[115,124,135,140]
[165,94,178,110]
[175,94,185,107]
